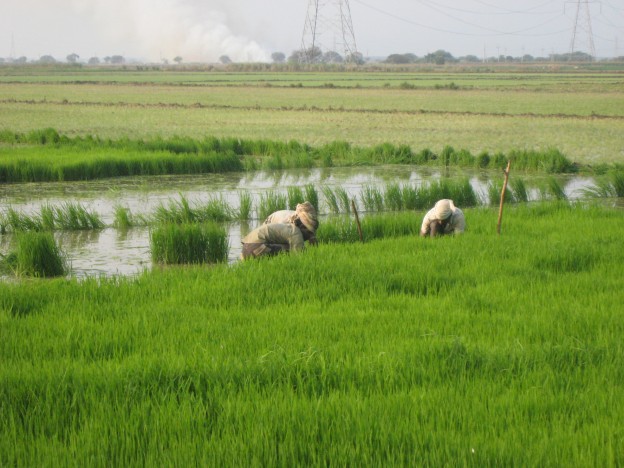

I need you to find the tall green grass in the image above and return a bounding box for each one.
[0,203,623,465]
[150,222,228,264]
[0,129,585,183]
[0,203,103,233]
[9,231,67,277]
[582,170,624,198]
[258,191,288,221]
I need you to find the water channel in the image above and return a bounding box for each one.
[0,166,606,279]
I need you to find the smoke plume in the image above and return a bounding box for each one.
[72,0,270,62]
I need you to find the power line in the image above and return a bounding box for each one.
[352,0,570,38]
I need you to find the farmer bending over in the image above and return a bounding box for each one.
[241,202,318,259]
[263,201,319,245]
[420,199,465,237]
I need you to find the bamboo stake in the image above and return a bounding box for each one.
[497,160,511,235]
[351,199,363,242]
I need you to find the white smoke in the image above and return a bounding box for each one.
[71,0,270,62]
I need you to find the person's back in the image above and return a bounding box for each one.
[420,199,465,237]
[264,210,296,225]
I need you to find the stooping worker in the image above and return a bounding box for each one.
[263,201,318,245]
[420,199,465,237]
[240,202,319,259]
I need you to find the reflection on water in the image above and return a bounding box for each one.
[0,165,614,279]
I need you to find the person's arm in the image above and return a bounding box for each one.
[420,211,432,237]
[452,210,466,234]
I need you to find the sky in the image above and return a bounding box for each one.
[1,0,622,63]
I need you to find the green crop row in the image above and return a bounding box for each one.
[1,202,623,465]
[3,175,598,235]
[0,128,584,183]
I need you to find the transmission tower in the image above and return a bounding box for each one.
[568,0,597,59]
[300,0,358,63]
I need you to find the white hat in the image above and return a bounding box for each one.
[434,199,455,220]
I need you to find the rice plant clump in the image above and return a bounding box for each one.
[13,232,67,277]
[150,222,228,265]
[258,191,288,221]
[237,191,253,220]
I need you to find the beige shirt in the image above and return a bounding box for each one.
[264,210,296,225]
[420,206,465,235]
[242,223,305,252]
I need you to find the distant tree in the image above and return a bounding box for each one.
[219,55,232,64]
[66,53,79,64]
[323,50,343,64]
[88,57,100,65]
[385,53,412,64]
[425,50,455,65]
[110,55,125,64]
[174,56,183,64]
[294,46,322,64]
[287,50,305,63]
[522,54,534,62]
[0,58,4,64]
[103,56,111,64]
[345,51,364,65]
[462,55,480,63]
[39,55,56,64]
[271,52,286,63]
[14,56,28,64]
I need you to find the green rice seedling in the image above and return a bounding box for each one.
[321,186,340,214]
[150,222,228,264]
[258,191,288,220]
[544,177,568,200]
[487,181,515,206]
[317,212,422,243]
[287,186,304,209]
[400,184,421,210]
[1,203,624,466]
[304,184,319,211]
[612,171,624,197]
[476,151,491,168]
[384,183,403,211]
[113,205,133,229]
[237,191,253,220]
[316,217,359,243]
[152,194,196,224]
[39,204,56,230]
[334,186,351,213]
[13,231,67,277]
[510,178,529,203]
[53,202,105,230]
[0,207,44,233]
[360,185,384,212]
[585,171,624,198]
[197,197,235,223]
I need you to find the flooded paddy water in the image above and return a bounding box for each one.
[0,165,606,279]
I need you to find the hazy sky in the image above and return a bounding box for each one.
[1,0,622,62]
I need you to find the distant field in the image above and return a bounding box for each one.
[1,68,623,164]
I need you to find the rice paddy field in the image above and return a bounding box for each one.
[1,65,624,466]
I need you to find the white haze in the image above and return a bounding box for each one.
[3,0,273,62]
[72,0,270,62]
[1,0,622,61]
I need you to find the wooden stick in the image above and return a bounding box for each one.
[351,199,363,242]
[497,160,511,235]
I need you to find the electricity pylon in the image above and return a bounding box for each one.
[300,0,359,63]
[568,0,597,59]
